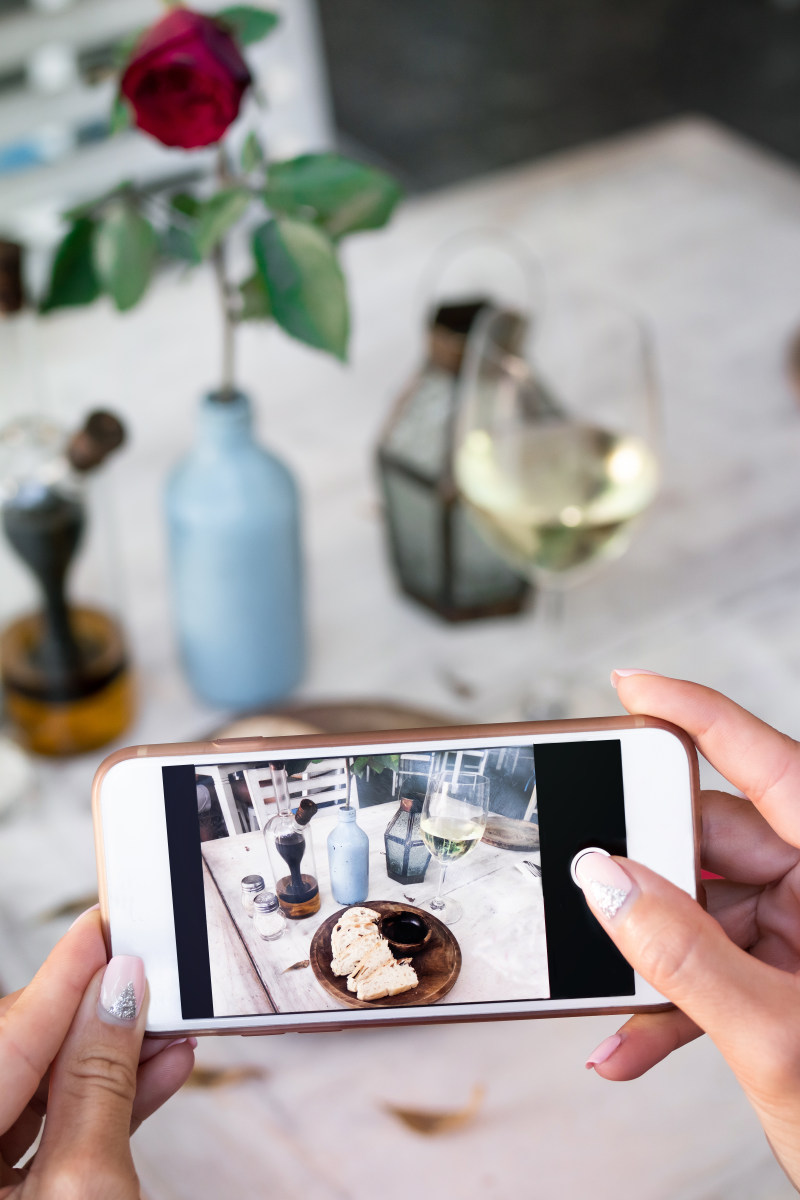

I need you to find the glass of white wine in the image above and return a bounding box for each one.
[420,769,490,926]
[453,289,660,716]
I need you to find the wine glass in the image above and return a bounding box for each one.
[420,769,490,925]
[453,288,660,717]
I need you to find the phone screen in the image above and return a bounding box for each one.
[160,738,634,1020]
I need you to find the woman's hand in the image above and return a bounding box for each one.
[579,670,800,1187]
[0,908,195,1198]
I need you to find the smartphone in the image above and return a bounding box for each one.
[92,715,699,1037]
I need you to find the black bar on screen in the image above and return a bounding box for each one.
[162,764,215,1020]
[535,739,635,1000]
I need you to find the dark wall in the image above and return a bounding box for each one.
[317,0,800,190]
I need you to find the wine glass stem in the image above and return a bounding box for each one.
[528,582,569,719]
[432,863,448,909]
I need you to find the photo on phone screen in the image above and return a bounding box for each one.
[160,738,635,1020]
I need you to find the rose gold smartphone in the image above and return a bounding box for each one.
[92,716,699,1038]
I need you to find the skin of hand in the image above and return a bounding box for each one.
[0,908,195,1199]
[579,670,800,1188]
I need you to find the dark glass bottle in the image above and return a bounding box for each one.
[263,762,320,919]
[0,411,133,756]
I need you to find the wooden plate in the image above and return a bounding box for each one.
[212,700,455,740]
[309,901,461,1009]
[482,814,540,852]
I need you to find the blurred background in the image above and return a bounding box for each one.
[1,1,800,1197]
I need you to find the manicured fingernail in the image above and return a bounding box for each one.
[68,902,100,929]
[575,852,634,919]
[585,1033,623,1070]
[99,955,145,1023]
[610,668,662,689]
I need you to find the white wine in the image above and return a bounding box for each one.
[420,814,484,862]
[454,422,659,576]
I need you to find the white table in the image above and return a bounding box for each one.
[1,118,799,1198]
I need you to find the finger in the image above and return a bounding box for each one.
[574,852,800,1076]
[131,1040,196,1132]
[586,1008,702,1081]
[612,672,800,844]
[700,790,800,883]
[138,1034,196,1065]
[704,878,761,949]
[33,956,146,1191]
[0,909,106,1132]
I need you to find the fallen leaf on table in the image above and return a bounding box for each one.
[383,1084,485,1135]
[282,959,310,972]
[37,893,99,923]
[403,894,416,903]
[185,1065,267,1089]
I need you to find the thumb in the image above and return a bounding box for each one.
[574,853,799,1085]
[31,956,146,1196]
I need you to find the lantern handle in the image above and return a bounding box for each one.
[416,228,544,328]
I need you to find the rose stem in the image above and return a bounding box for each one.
[213,143,237,403]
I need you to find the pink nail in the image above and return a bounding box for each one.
[575,852,634,919]
[610,668,662,689]
[585,1033,623,1069]
[99,955,145,1023]
[68,902,100,930]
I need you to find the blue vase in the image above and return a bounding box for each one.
[327,807,370,905]
[166,391,304,709]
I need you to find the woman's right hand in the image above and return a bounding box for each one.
[579,672,800,1188]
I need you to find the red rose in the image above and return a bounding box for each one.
[121,10,251,149]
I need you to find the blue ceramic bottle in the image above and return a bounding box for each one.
[327,807,370,905]
[166,392,304,709]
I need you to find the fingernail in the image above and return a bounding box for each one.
[68,902,100,930]
[163,1037,197,1051]
[575,852,634,919]
[610,668,662,689]
[99,955,145,1023]
[585,1033,623,1070]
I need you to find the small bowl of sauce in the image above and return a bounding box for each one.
[380,910,432,956]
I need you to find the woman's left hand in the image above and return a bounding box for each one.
[0,907,194,1195]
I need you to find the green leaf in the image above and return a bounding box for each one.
[352,757,368,777]
[241,130,265,174]
[93,204,158,312]
[253,217,349,360]
[215,5,279,45]
[109,93,132,135]
[265,154,402,239]
[161,225,201,265]
[40,219,101,313]
[170,192,201,219]
[238,271,271,319]
[193,188,251,258]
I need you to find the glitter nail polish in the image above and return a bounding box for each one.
[574,852,634,919]
[99,955,145,1023]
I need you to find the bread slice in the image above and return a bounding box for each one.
[346,939,394,991]
[356,960,418,1002]
[337,907,380,929]
[331,928,381,977]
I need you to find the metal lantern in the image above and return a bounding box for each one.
[384,794,431,885]
[377,300,531,621]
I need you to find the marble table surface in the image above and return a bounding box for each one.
[1,117,800,1198]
